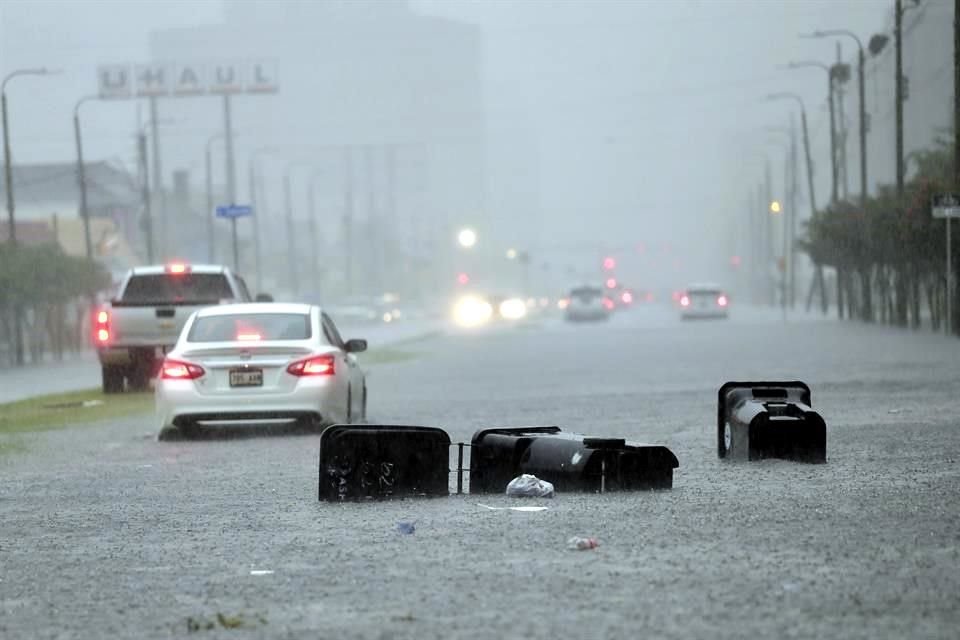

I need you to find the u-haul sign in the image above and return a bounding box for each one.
[97,60,278,99]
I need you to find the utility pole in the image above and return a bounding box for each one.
[149,97,165,261]
[952,0,960,334]
[764,162,773,306]
[204,135,218,263]
[248,162,262,291]
[790,114,799,309]
[73,97,95,260]
[222,96,239,271]
[857,41,868,207]
[137,132,154,263]
[364,145,378,291]
[385,145,397,294]
[283,172,298,296]
[895,0,905,204]
[837,43,850,201]
[307,175,320,296]
[343,147,354,296]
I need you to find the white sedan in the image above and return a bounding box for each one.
[156,303,367,440]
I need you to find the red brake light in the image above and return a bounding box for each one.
[94,308,111,344]
[680,295,690,307]
[237,333,262,342]
[165,263,190,275]
[717,295,728,307]
[160,359,205,380]
[287,354,336,377]
[602,297,615,310]
[621,291,633,304]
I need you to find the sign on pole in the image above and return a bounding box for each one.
[215,204,254,219]
[97,60,279,99]
[932,193,960,218]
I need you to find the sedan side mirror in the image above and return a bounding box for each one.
[344,338,368,353]
[255,293,274,302]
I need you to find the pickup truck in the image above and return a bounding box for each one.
[94,263,258,393]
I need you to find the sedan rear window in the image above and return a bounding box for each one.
[187,313,312,342]
[121,273,234,305]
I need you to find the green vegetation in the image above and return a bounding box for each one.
[802,135,958,331]
[0,243,112,363]
[0,388,152,435]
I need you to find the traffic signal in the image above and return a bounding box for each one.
[457,272,470,285]
[605,277,617,289]
[602,256,616,271]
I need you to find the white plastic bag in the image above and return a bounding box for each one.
[505,474,555,498]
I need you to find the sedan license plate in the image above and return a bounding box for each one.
[229,368,263,387]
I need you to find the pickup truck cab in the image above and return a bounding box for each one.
[94,263,255,393]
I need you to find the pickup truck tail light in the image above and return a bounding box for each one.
[94,309,111,344]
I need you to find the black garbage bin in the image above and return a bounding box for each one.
[718,381,826,463]
[469,426,679,493]
[318,424,451,501]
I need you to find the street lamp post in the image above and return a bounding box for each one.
[786,61,839,204]
[2,67,59,366]
[73,95,99,261]
[804,30,868,207]
[249,147,281,292]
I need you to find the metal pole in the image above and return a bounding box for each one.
[308,175,319,297]
[343,147,354,296]
[456,442,464,494]
[895,0,905,204]
[284,171,299,296]
[800,106,816,215]
[222,95,238,271]
[858,45,868,207]
[138,132,154,263]
[204,142,215,262]
[365,146,378,291]
[249,161,262,291]
[149,97,164,260]
[827,70,838,204]
[953,0,960,334]
[837,43,850,200]
[948,217,952,336]
[73,106,94,260]
[2,90,24,366]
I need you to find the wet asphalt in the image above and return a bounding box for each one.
[1,306,958,639]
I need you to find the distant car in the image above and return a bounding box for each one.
[679,283,729,319]
[564,286,613,322]
[156,303,368,440]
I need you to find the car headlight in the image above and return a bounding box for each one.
[498,298,527,320]
[453,295,493,328]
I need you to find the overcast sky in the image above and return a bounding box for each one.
[1,0,900,286]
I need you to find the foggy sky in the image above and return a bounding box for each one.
[0,0,900,288]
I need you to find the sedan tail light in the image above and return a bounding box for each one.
[717,295,728,307]
[680,295,690,307]
[287,354,336,377]
[160,359,205,380]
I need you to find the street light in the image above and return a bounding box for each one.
[457,227,477,249]
[770,200,783,214]
[801,29,886,207]
[506,248,518,260]
[73,95,99,262]
[786,60,839,204]
[765,92,816,214]
[2,67,60,366]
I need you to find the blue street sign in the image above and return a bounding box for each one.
[215,204,254,219]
